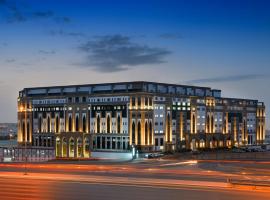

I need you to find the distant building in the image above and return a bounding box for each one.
[17,81,266,158]
[0,123,17,137]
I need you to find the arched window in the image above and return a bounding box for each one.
[132,97,136,106]
[38,117,42,133]
[76,115,79,132]
[56,116,59,133]
[22,121,25,142]
[84,137,90,157]
[138,121,141,145]
[56,137,60,157]
[62,137,67,157]
[211,115,214,133]
[27,122,30,142]
[200,139,205,148]
[137,97,141,106]
[243,120,246,139]
[207,115,210,133]
[107,115,111,133]
[145,97,148,106]
[149,121,152,145]
[47,116,51,132]
[224,119,227,133]
[132,121,135,144]
[69,138,75,157]
[117,115,121,133]
[82,115,86,132]
[68,115,72,132]
[77,138,83,157]
[145,121,148,145]
[192,114,196,133]
[97,115,100,133]
[167,114,170,142]
[261,125,264,139]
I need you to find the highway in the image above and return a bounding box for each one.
[0,159,270,200]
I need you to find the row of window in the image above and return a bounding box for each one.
[90,97,129,103]
[91,122,128,126]
[94,136,130,150]
[131,97,153,106]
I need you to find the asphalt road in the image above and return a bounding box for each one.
[0,175,269,200]
[0,159,269,200]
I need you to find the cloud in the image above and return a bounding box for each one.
[5,58,15,63]
[1,0,27,23]
[185,74,267,84]
[159,33,183,40]
[0,42,8,47]
[77,34,171,72]
[38,50,56,55]
[49,30,85,37]
[0,0,70,23]
[32,10,54,18]
[54,16,71,24]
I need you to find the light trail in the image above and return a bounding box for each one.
[196,159,270,165]
[160,160,198,166]
[1,161,270,199]
[0,162,266,181]
[0,171,269,193]
[0,162,239,180]
[1,176,270,200]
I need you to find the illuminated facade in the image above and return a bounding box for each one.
[17,81,266,158]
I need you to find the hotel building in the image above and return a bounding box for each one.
[17,81,266,158]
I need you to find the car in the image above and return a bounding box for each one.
[232,148,245,153]
[246,146,263,152]
[155,153,164,158]
[191,150,200,155]
[144,153,155,159]
[255,148,265,152]
[144,153,164,159]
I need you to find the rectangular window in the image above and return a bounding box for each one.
[132,97,136,106]
[145,98,148,106]
[138,97,141,106]
[97,137,101,149]
[160,138,164,146]
[102,137,106,149]
[155,138,158,146]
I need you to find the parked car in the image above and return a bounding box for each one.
[232,148,245,153]
[191,149,200,155]
[144,153,155,159]
[144,153,164,159]
[246,146,263,152]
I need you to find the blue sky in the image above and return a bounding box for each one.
[0,0,270,128]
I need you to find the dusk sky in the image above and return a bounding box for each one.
[0,0,269,128]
